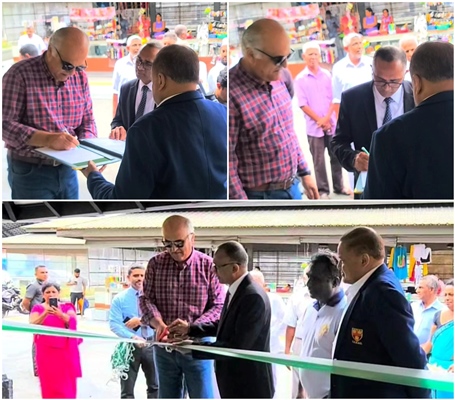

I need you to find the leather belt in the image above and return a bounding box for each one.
[246,176,296,192]
[8,151,61,167]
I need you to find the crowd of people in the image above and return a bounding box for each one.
[3,25,228,200]
[20,216,454,399]
[229,18,454,200]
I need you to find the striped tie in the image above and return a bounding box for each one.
[136,86,149,120]
[383,97,393,125]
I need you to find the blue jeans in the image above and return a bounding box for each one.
[245,178,302,200]
[154,346,217,398]
[7,156,79,199]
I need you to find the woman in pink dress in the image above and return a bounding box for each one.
[30,282,82,399]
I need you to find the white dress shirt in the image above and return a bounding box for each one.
[18,33,47,54]
[207,62,226,94]
[135,81,155,115]
[373,84,404,130]
[332,265,381,357]
[112,55,136,95]
[332,55,373,103]
[267,292,287,354]
[227,272,249,307]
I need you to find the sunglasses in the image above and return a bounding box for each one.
[136,56,154,70]
[254,48,295,66]
[53,46,87,72]
[162,234,192,249]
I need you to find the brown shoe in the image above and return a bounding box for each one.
[334,188,352,196]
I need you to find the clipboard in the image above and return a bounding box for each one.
[33,138,126,170]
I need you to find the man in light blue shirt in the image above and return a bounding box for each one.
[411,275,445,344]
[109,265,158,398]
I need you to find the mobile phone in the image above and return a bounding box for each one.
[123,316,140,332]
[49,298,58,308]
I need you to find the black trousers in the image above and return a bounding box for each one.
[121,344,159,399]
[70,292,84,312]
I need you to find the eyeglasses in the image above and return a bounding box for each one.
[254,48,295,66]
[53,46,87,72]
[136,56,154,70]
[212,262,237,271]
[373,75,403,89]
[162,234,192,249]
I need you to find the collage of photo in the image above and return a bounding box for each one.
[1,1,454,400]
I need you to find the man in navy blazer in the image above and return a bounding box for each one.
[331,47,415,197]
[110,42,163,141]
[332,227,430,398]
[82,45,227,199]
[363,42,454,199]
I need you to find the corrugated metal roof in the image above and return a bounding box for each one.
[25,217,106,231]
[2,234,86,245]
[26,207,453,231]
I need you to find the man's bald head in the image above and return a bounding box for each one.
[162,215,194,235]
[241,18,286,55]
[49,27,89,50]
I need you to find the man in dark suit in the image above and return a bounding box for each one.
[363,42,454,199]
[82,45,227,199]
[332,227,430,398]
[331,46,414,197]
[110,42,163,141]
[168,241,274,399]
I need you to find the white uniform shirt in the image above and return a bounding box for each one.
[135,81,155,115]
[283,287,313,339]
[112,55,136,95]
[207,62,226,94]
[299,292,347,398]
[332,55,373,103]
[18,34,47,54]
[268,292,287,354]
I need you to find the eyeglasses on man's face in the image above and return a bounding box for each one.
[136,56,154,70]
[254,48,295,66]
[162,233,192,249]
[212,262,237,271]
[53,46,87,72]
[373,74,403,89]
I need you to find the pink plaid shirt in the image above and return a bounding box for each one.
[229,60,311,199]
[140,249,225,327]
[2,53,97,159]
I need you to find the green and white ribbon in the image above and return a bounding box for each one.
[3,320,454,392]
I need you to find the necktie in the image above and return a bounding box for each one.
[220,291,231,320]
[136,86,149,120]
[383,97,393,125]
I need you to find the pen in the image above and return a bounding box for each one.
[63,128,80,148]
[361,147,370,156]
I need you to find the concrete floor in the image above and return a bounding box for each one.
[2,310,292,399]
[2,72,352,201]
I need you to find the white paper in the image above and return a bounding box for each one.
[81,138,126,157]
[37,147,107,164]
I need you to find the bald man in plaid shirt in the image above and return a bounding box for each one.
[3,27,97,199]
[140,215,224,398]
[229,19,318,200]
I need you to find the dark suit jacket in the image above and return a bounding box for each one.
[331,81,415,186]
[363,91,454,199]
[190,274,274,399]
[111,79,139,131]
[88,90,227,199]
[331,264,430,399]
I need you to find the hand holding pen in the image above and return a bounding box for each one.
[354,147,370,172]
[62,128,80,148]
